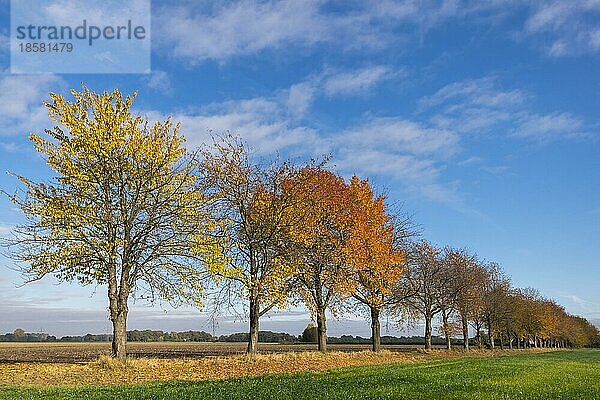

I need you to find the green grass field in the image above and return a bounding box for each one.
[1,350,598,400]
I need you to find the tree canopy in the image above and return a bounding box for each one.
[6,87,226,359]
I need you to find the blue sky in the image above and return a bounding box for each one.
[0,0,598,337]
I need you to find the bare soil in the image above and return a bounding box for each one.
[0,342,435,364]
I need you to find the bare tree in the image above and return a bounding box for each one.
[399,241,451,349]
[443,248,484,350]
[481,262,511,349]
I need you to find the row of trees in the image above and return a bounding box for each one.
[5,87,598,360]
[201,141,408,354]
[397,243,599,350]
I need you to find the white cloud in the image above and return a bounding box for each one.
[334,149,454,202]
[144,70,173,95]
[151,1,600,62]
[143,92,460,203]
[335,149,437,185]
[419,76,526,112]
[286,82,315,117]
[559,293,599,314]
[514,112,589,140]
[0,74,64,137]
[141,97,323,156]
[153,0,516,64]
[457,156,484,166]
[143,71,592,204]
[154,1,329,63]
[522,0,600,56]
[419,76,525,134]
[331,117,461,203]
[339,118,459,158]
[524,2,572,32]
[323,65,394,96]
[419,76,594,141]
[283,65,401,117]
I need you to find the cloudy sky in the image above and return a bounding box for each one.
[0,0,598,337]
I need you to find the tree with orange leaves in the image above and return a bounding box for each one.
[281,167,354,352]
[344,176,406,352]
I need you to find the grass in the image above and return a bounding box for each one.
[0,350,598,399]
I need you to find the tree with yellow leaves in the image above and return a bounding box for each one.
[198,136,300,354]
[344,176,406,352]
[5,87,224,360]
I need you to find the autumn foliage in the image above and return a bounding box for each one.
[5,87,598,360]
[344,176,405,351]
[6,88,225,360]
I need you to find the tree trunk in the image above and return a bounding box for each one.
[247,295,260,354]
[442,310,451,350]
[111,311,127,360]
[461,313,469,350]
[499,336,504,350]
[424,311,432,349]
[488,324,495,349]
[316,307,327,352]
[370,306,381,352]
[108,273,129,361]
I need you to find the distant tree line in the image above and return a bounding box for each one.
[0,329,55,342]
[4,87,599,359]
[0,328,461,346]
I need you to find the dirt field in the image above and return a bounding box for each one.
[0,342,434,364]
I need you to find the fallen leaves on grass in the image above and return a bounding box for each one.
[0,348,557,387]
[0,351,420,386]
